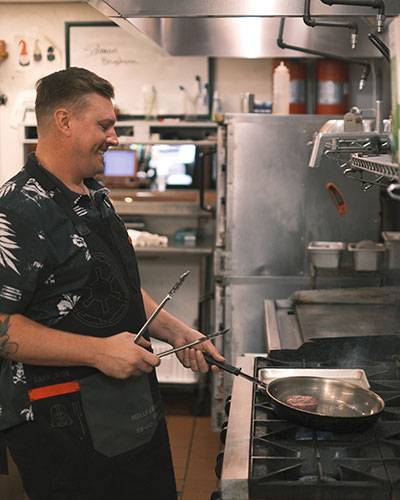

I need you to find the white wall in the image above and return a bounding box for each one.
[0,2,108,184]
[214,58,273,112]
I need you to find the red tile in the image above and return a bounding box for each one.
[186,458,217,482]
[182,479,219,500]
[170,445,191,460]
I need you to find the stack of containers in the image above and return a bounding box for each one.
[389,17,400,164]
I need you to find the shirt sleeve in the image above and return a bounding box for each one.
[0,208,47,314]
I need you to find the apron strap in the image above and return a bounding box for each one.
[0,432,8,475]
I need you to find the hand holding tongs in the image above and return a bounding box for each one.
[133,270,190,344]
[157,328,229,358]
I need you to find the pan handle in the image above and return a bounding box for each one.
[203,354,241,375]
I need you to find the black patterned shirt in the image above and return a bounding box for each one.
[0,154,117,430]
[0,154,115,325]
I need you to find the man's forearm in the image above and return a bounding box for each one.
[141,289,194,344]
[140,289,224,373]
[0,313,100,367]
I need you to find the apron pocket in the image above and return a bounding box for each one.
[79,373,161,457]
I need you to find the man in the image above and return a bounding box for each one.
[0,67,223,500]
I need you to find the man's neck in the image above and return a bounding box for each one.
[35,143,89,196]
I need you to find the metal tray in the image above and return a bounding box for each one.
[258,368,370,389]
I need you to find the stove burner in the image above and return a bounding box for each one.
[247,351,400,500]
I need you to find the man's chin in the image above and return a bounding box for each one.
[93,157,105,175]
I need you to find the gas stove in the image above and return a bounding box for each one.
[215,337,400,500]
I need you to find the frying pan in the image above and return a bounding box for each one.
[204,355,384,432]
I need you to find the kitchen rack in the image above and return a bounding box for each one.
[342,153,400,191]
[350,153,400,177]
[309,125,390,169]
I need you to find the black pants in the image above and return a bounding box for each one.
[4,418,177,500]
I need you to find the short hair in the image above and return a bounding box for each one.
[35,67,115,127]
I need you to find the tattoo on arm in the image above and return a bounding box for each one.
[0,316,18,358]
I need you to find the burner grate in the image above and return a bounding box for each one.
[248,355,400,500]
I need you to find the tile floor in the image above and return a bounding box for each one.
[164,389,221,500]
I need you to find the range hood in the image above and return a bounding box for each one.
[88,0,400,57]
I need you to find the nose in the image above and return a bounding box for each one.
[107,127,119,146]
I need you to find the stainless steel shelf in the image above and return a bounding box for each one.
[113,199,214,217]
[118,138,217,146]
[135,242,213,257]
[23,138,217,146]
[350,154,400,179]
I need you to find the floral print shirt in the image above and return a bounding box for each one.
[0,154,116,430]
[0,154,115,325]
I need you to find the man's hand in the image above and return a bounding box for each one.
[93,332,160,379]
[169,329,225,374]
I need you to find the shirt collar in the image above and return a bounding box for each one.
[25,153,110,206]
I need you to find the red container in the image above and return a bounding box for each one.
[316,59,348,114]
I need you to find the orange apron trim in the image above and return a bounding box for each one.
[28,380,80,402]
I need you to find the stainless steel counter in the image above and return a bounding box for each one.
[220,356,254,500]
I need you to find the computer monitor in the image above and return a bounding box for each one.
[99,148,139,188]
[149,144,196,188]
[103,149,136,177]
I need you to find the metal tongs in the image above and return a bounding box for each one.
[133,270,190,344]
[157,328,229,358]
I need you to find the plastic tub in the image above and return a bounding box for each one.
[307,241,346,269]
[348,241,385,271]
[382,232,400,269]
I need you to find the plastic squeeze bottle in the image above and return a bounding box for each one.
[212,90,223,121]
[273,61,290,115]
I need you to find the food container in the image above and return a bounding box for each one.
[348,240,385,271]
[382,231,400,269]
[307,241,346,269]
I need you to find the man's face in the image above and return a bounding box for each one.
[69,93,118,177]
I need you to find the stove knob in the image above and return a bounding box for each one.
[220,421,228,445]
[224,396,231,416]
[215,450,224,479]
[210,491,222,500]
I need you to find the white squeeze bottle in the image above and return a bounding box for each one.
[273,61,290,114]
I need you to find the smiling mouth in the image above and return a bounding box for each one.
[96,148,108,161]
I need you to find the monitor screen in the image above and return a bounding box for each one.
[103,149,136,177]
[149,144,196,187]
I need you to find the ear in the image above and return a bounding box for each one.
[53,108,73,136]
